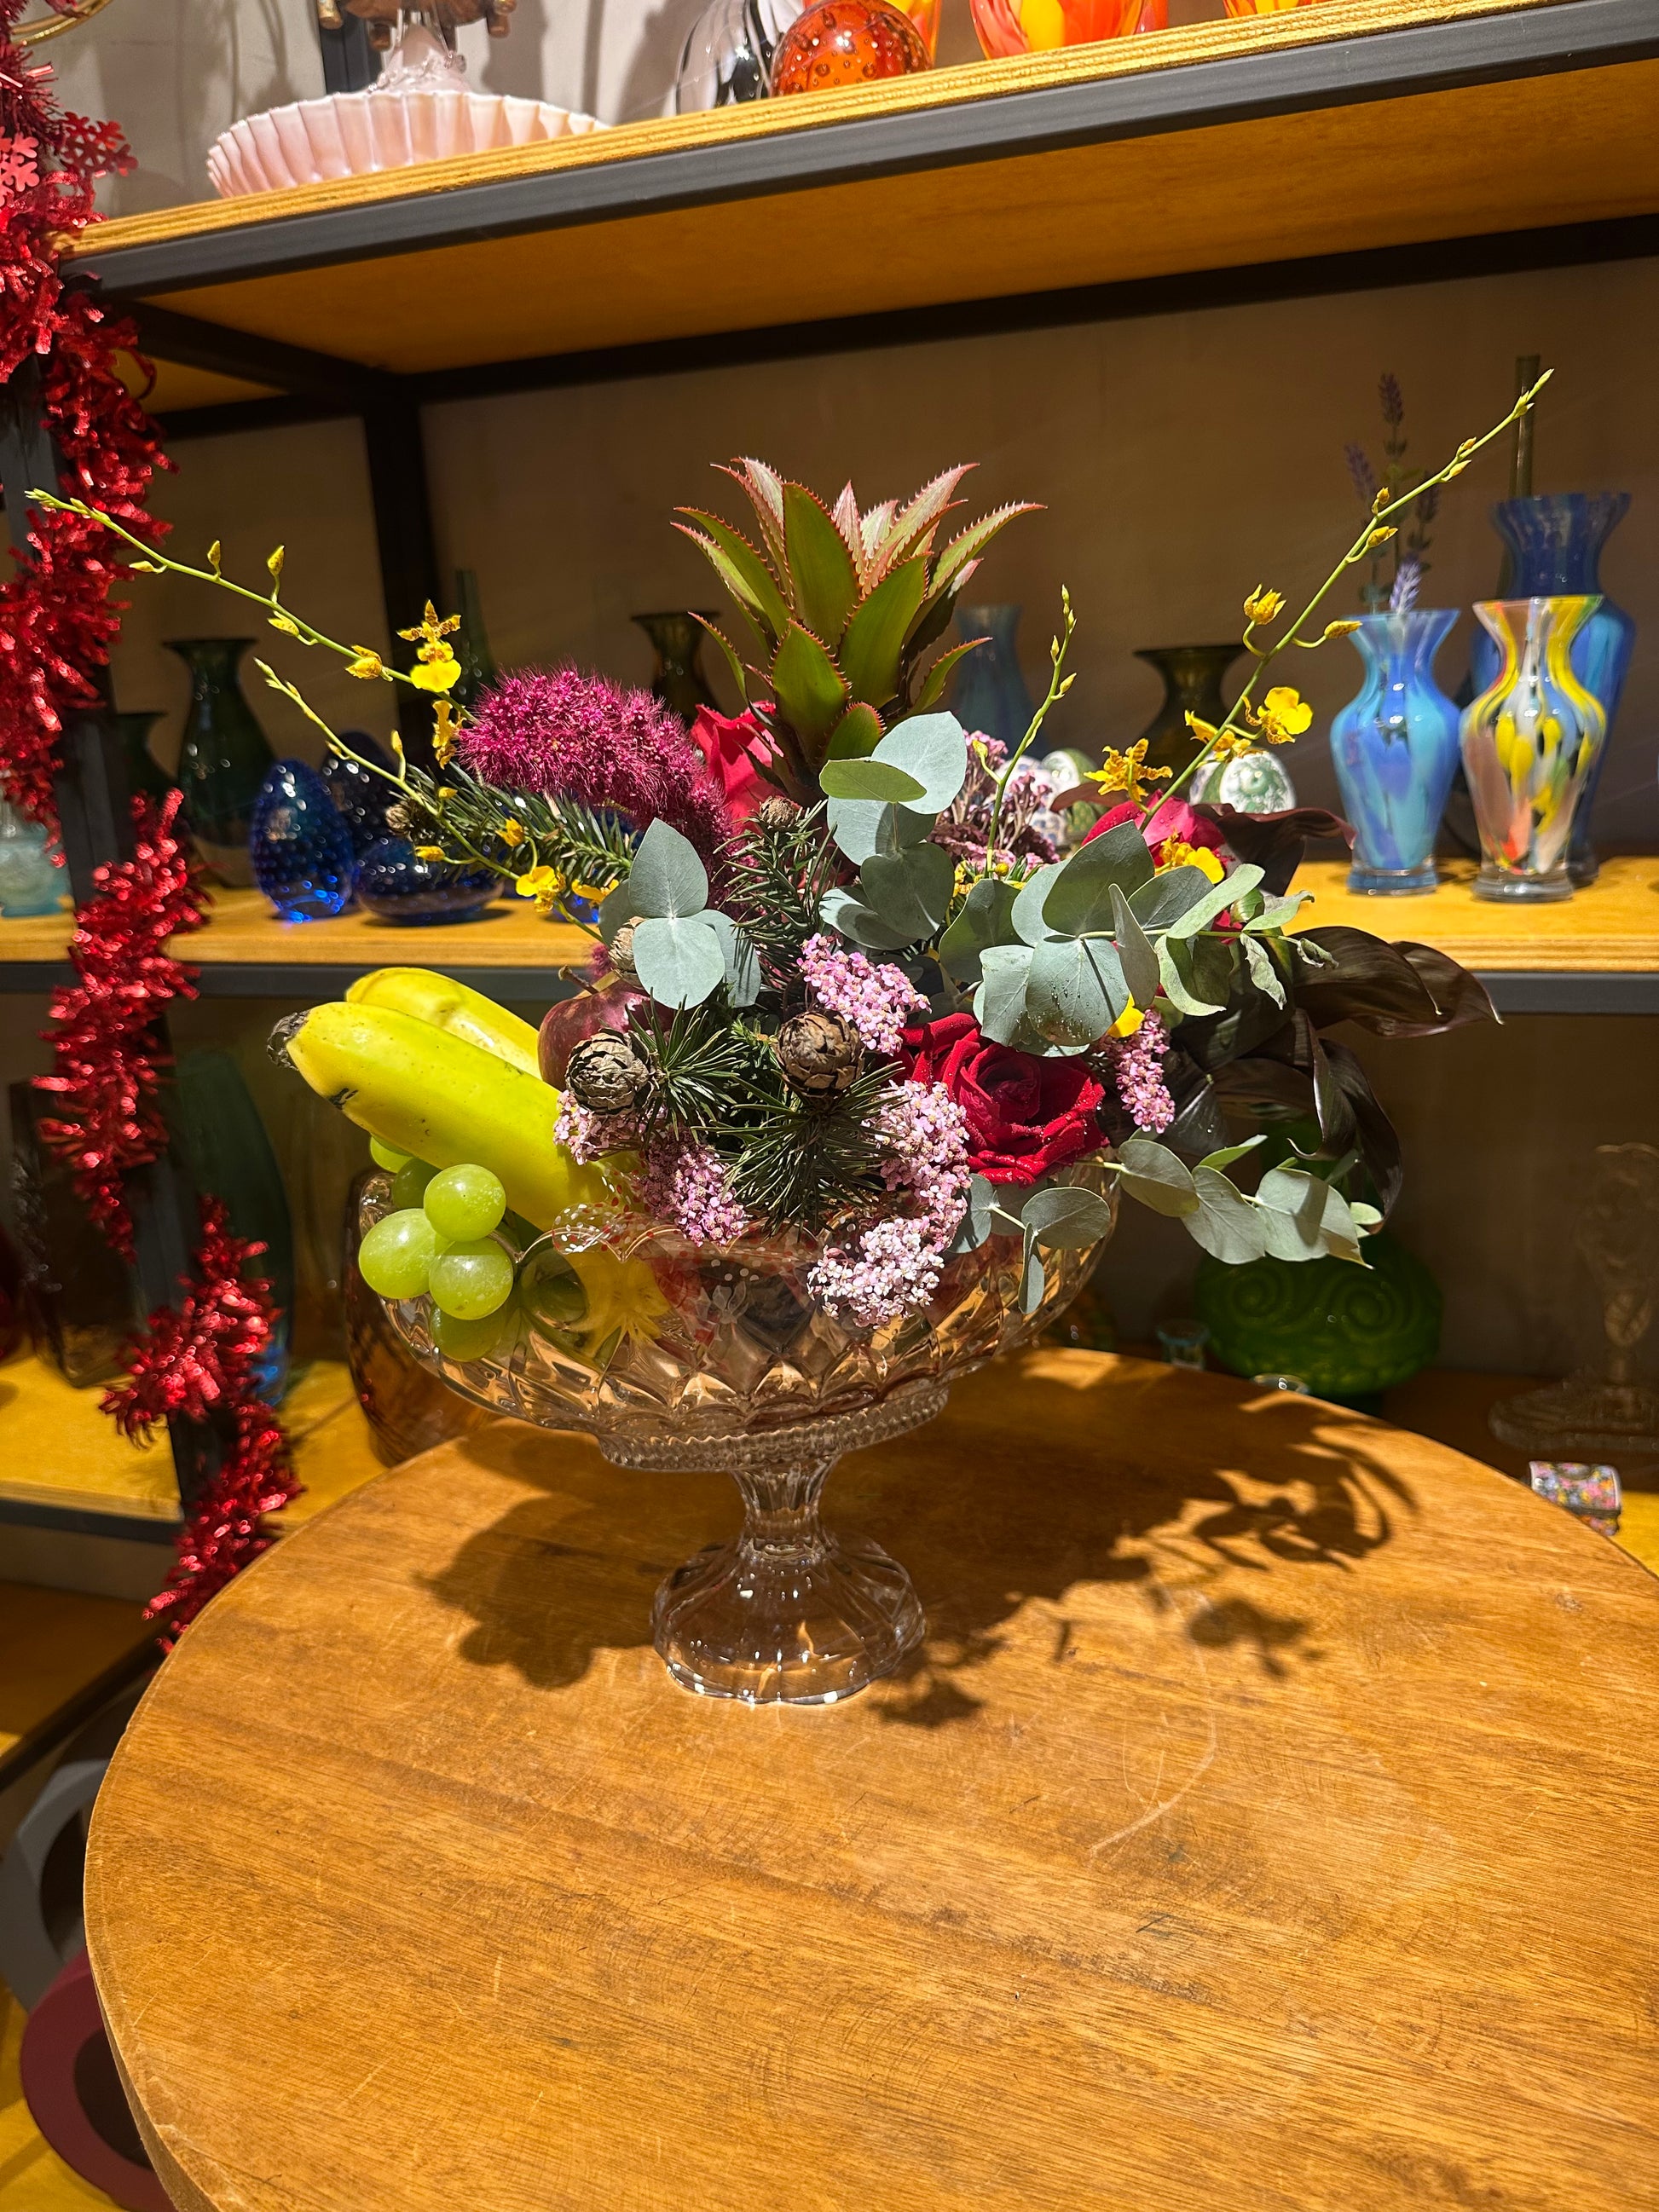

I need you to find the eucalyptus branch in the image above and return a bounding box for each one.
[1143,370,1552,821]
[985,586,1076,869]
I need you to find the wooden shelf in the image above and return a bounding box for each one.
[66,0,1659,408]
[5,863,1653,1007]
[0,1582,155,1790]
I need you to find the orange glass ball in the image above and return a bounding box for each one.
[768,0,930,95]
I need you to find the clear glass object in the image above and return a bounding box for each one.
[250,759,356,921]
[0,801,64,917]
[1155,1318,1209,1371]
[1328,609,1460,893]
[165,638,276,888]
[361,1164,1116,1704]
[675,0,803,108]
[951,604,1035,755]
[1459,597,1606,903]
[1470,494,1633,887]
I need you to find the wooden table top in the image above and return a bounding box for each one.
[85,1352,1659,2212]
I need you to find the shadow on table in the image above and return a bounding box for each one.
[420,1360,1416,1722]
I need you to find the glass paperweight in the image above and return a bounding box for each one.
[1529,1462,1621,1539]
[250,759,356,921]
[1189,747,1297,817]
[1328,609,1460,893]
[355,836,497,925]
[675,0,803,109]
[769,0,929,94]
[969,0,1136,58]
[322,731,400,857]
[1460,597,1606,903]
[165,638,276,887]
[0,801,65,918]
[361,1163,1116,1704]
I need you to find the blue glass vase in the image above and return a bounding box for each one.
[1469,494,1633,886]
[322,732,400,857]
[1329,609,1461,893]
[356,836,497,924]
[250,760,356,921]
[951,604,1035,754]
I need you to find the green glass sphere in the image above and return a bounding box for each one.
[1194,1231,1441,1401]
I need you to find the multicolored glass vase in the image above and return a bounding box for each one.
[1328,609,1461,893]
[969,0,1136,55]
[951,604,1036,756]
[1460,597,1606,904]
[1194,1232,1441,1407]
[250,759,356,921]
[769,0,928,92]
[1470,494,1633,887]
[165,638,276,888]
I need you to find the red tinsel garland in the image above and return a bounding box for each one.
[2,2,298,1633]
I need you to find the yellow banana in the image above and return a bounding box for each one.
[345,967,540,1077]
[277,1001,612,1227]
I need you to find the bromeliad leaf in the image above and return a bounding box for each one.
[1042,822,1155,935]
[631,915,728,1008]
[861,840,954,940]
[936,875,1019,985]
[783,483,859,646]
[1021,1184,1116,1249]
[818,757,928,804]
[1025,934,1129,1049]
[675,511,790,642]
[1109,882,1160,1010]
[770,621,850,753]
[837,557,929,704]
[1164,863,1264,940]
[627,818,709,919]
[1187,1165,1270,1263]
[974,942,1035,1045]
[1116,1136,1199,1218]
[824,702,884,759]
[904,638,984,718]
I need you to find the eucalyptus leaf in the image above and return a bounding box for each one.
[1019,1243,1047,1317]
[1109,881,1160,1008]
[1243,931,1286,1008]
[827,797,932,865]
[936,875,1019,985]
[1158,936,1226,1019]
[872,713,969,812]
[818,884,916,952]
[631,914,728,1008]
[974,942,1035,1045]
[1042,823,1155,936]
[945,1174,997,1254]
[1198,1135,1267,1173]
[1128,864,1217,933]
[1165,863,1263,940]
[1256,1167,1365,1264]
[705,910,760,1008]
[1244,889,1313,934]
[1021,1185,1116,1250]
[626,818,709,921]
[1025,934,1128,1048]
[861,840,954,940]
[598,879,639,943]
[1116,1136,1199,1219]
[818,757,928,804]
[1186,1165,1270,1263]
[1012,863,1066,947]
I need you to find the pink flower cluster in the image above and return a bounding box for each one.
[1104,1009,1175,1133]
[460,667,735,877]
[554,1094,749,1246]
[811,1083,972,1329]
[799,933,927,1057]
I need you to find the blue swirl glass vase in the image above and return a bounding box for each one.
[1470,493,1633,887]
[1329,609,1461,893]
[250,759,356,921]
[356,836,498,925]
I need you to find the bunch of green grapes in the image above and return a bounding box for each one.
[357,1141,518,1361]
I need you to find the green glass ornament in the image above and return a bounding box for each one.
[1194,1232,1441,1406]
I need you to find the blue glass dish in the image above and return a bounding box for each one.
[323,731,401,857]
[1469,494,1633,886]
[1329,609,1461,893]
[356,836,498,924]
[250,760,356,921]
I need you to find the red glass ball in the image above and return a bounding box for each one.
[769,0,930,95]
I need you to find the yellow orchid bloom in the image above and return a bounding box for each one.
[1243,585,1285,627]
[1257,685,1314,744]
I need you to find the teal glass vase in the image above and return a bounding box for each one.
[165,638,276,887]
[1194,1232,1442,1406]
[1329,609,1461,893]
[952,604,1036,754]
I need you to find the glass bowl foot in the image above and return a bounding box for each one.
[652,1534,923,1705]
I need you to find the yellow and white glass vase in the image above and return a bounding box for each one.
[1459,596,1607,903]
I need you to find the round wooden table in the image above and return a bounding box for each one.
[87,1353,1659,2212]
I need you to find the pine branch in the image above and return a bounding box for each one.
[723,804,843,974]
[398,765,637,893]
[730,1066,892,1235]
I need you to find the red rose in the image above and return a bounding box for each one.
[902,1012,1106,1187]
[1083,796,1227,856]
[688,707,777,823]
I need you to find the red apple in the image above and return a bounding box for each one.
[539,979,646,1086]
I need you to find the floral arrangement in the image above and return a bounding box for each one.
[42,377,1542,1356]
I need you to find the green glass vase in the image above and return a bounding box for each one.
[1194,1232,1441,1406]
[633,609,720,725]
[165,638,275,887]
[114,709,174,806]
[1133,643,1244,780]
[451,568,499,712]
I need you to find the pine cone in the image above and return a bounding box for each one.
[565,1031,650,1116]
[775,1011,862,1096]
[757,795,801,830]
[608,921,638,979]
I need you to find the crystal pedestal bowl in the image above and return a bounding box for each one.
[362,1166,1116,1706]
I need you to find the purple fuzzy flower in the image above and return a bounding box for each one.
[460,667,734,875]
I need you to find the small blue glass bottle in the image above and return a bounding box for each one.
[1329,609,1460,893]
[250,759,356,921]
[1469,493,1633,886]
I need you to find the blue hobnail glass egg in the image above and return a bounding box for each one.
[355,836,497,924]
[249,759,356,921]
[322,731,400,857]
